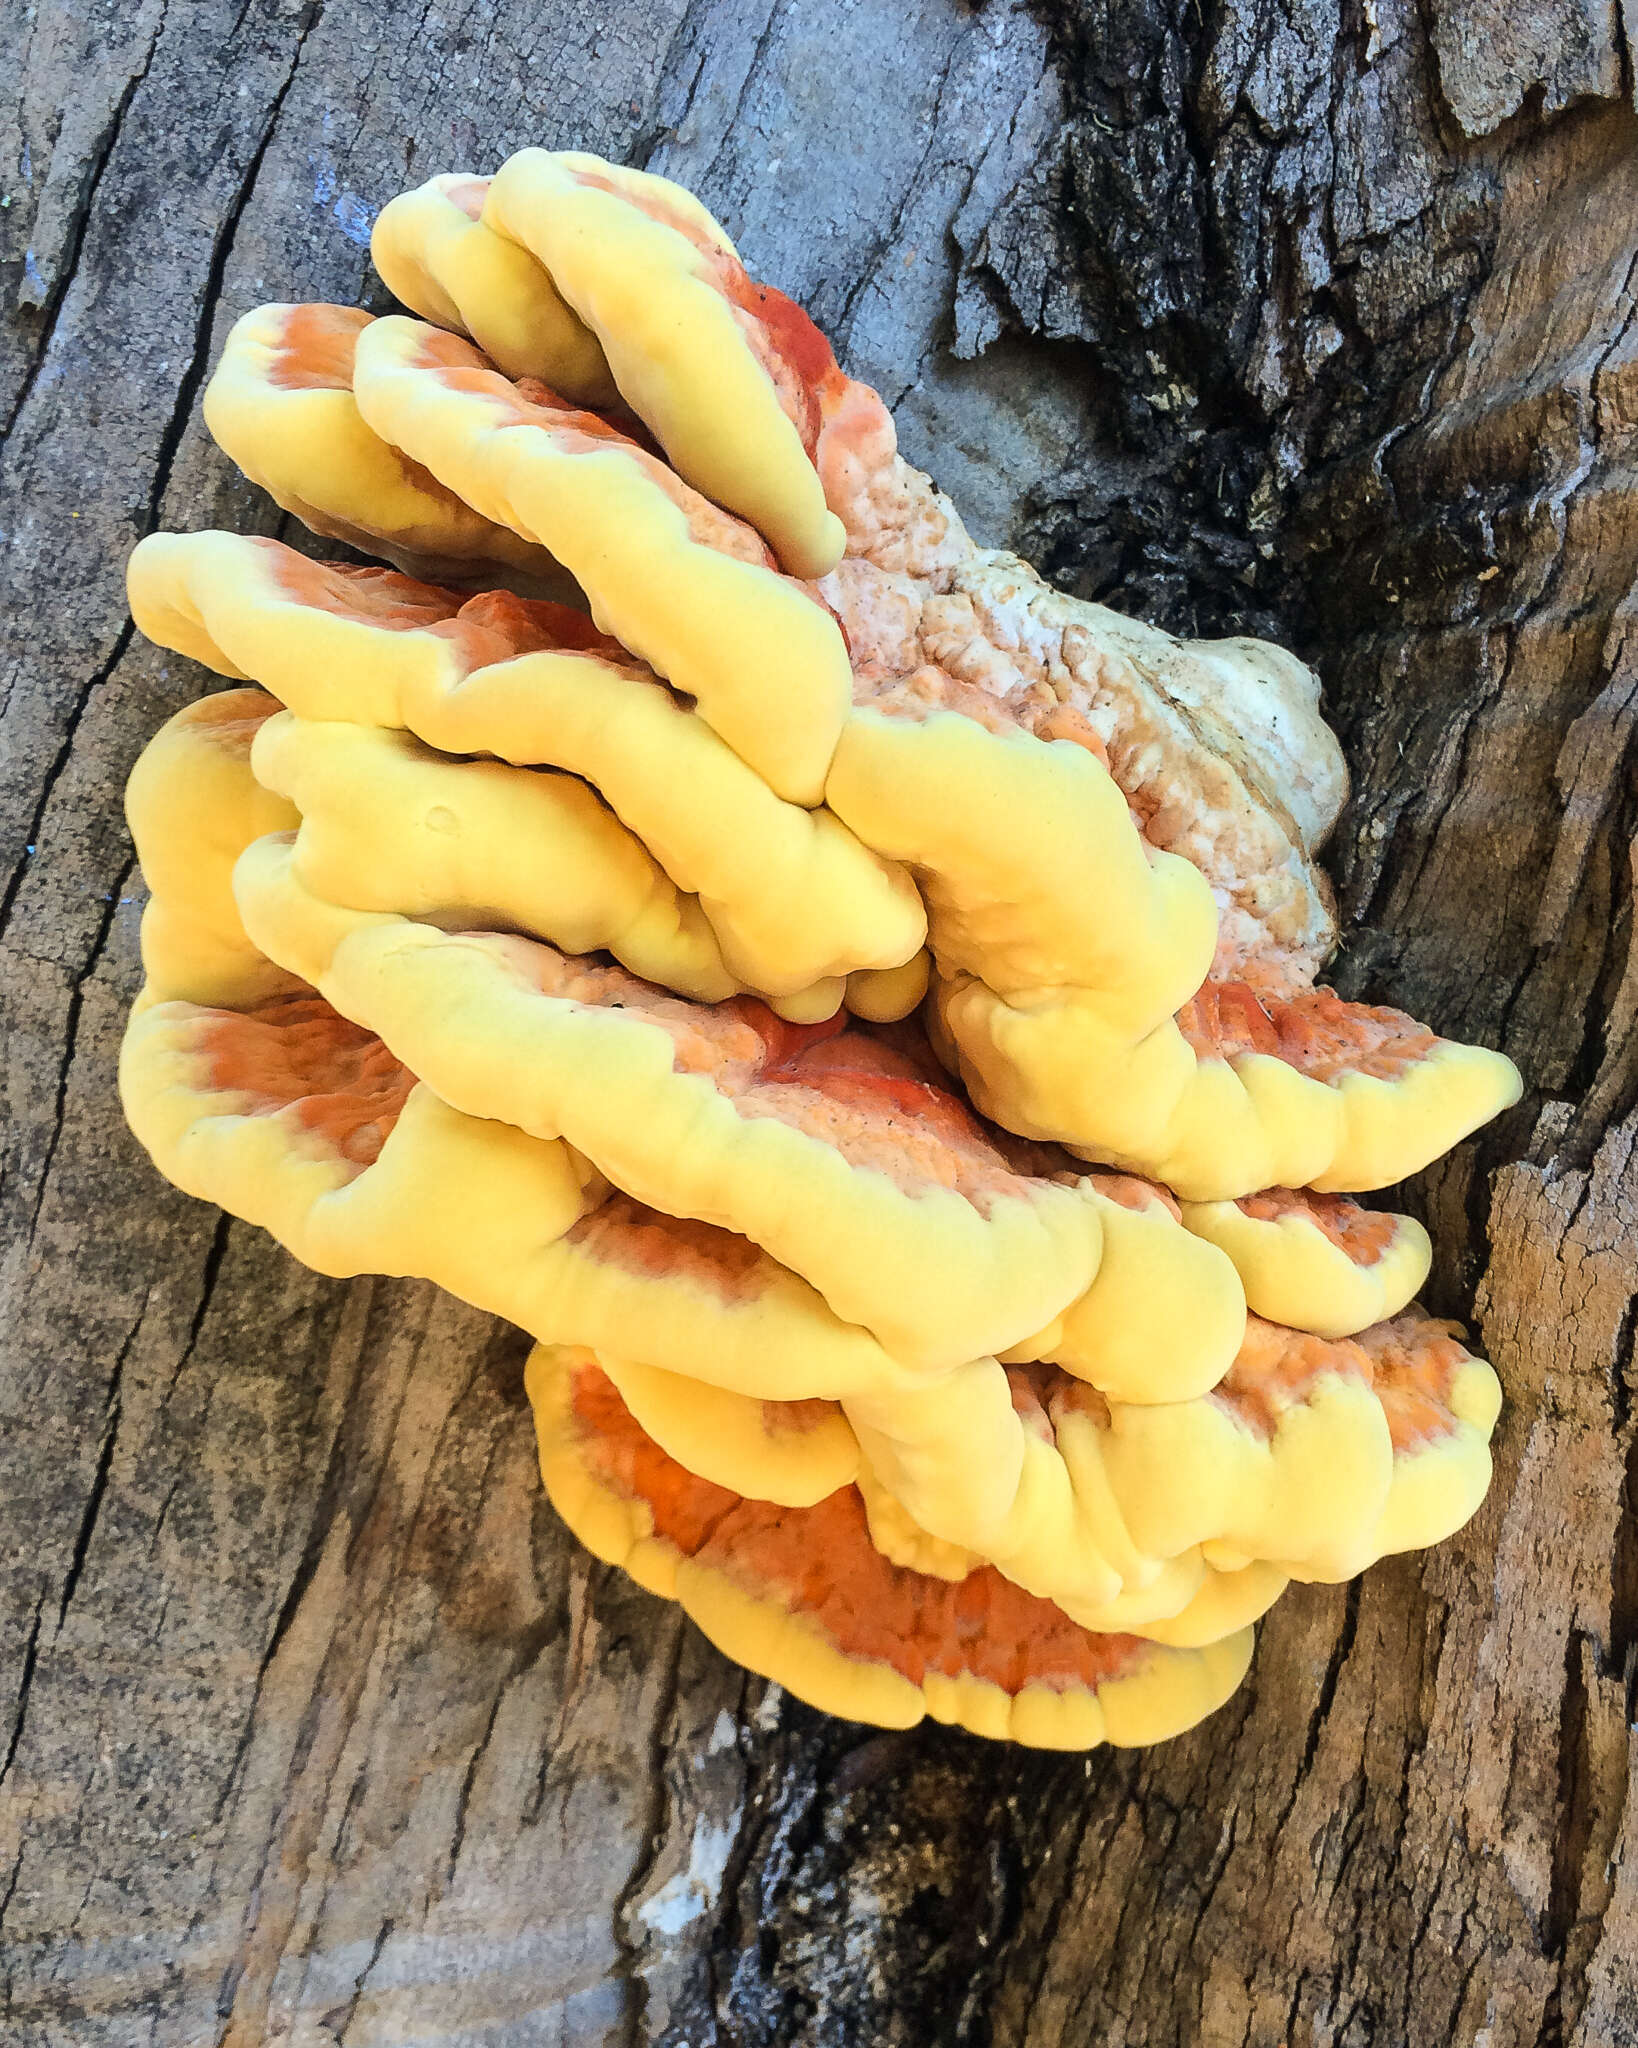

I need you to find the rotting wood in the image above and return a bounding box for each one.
[2,1,1635,2041]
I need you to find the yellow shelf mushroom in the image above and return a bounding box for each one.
[1177,1187,1432,1338]
[126,531,927,1010]
[202,303,567,596]
[349,315,850,806]
[114,145,1521,1749]
[528,1343,1255,1748]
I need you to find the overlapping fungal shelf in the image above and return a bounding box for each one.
[120,149,1522,1749]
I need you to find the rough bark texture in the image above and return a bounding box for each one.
[2,0,1635,2041]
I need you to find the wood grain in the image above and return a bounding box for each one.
[2,1,1633,2040]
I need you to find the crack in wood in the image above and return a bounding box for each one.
[610,1621,686,2048]
[0,640,134,948]
[4,3,1637,2042]
[141,3,325,539]
[0,0,170,448]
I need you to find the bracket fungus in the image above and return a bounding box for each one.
[203,303,565,596]
[121,148,1520,1748]
[125,530,926,1015]
[529,1344,1255,1747]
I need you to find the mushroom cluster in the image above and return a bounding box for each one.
[121,150,1520,1749]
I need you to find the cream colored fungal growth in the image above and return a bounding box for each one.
[120,147,1520,1750]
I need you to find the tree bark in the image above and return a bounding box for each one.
[2,0,1635,2041]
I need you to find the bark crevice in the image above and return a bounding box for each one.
[1,1,1633,2042]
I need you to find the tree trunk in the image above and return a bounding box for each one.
[3,0,1635,2040]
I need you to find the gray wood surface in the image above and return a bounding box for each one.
[3,1,1635,2040]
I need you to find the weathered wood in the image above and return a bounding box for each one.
[1,0,1634,2041]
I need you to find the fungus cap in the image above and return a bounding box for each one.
[230,845,1104,1371]
[122,1000,599,1290]
[250,709,747,1006]
[528,1343,1255,1747]
[125,975,905,1421]
[828,700,1219,1015]
[349,315,851,805]
[1178,1188,1432,1338]
[847,1309,1500,1611]
[126,689,302,1013]
[850,1457,1290,1646]
[1004,1171,1246,1405]
[600,1355,860,1508]
[371,172,618,404]
[1346,1315,1501,1567]
[482,150,847,578]
[201,303,563,594]
[127,531,926,1004]
[940,972,1523,1200]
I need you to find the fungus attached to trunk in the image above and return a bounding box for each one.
[1178,1187,1433,1338]
[117,145,1519,1748]
[202,303,565,594]
[528,1344,1255,1748]
[126,530,928,1010]
[349,315,850,806]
